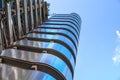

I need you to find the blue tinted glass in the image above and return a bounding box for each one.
[10,2,13,8]
[71,13,81,19]
[32,0,35,3]
[45,22,79,34]
[0,0,4,10]
[27,0,29,5]
[49,18,80,29]
[53,15,80,24]
[14,40,75,69]
[26,33,77,56]
[29,71,56,80]
[0,61,56,80]
[54,14,80,21]
[41,24,79,39]
[39,54,72,80]
[46,21,78,32]
[2,49,72,80]
[52,16,80,23]
[33,28,78,44]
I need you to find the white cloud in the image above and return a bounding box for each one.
[112,30,120,64]
[112,54,120,63]
[116,30,120,39]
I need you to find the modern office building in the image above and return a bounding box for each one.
[0,0,81,80]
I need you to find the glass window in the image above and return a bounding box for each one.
[55,14,81,21]
[41,24,79,39]
[32,0,35,3]
[33,28,78,45]
[42,24,79,39]
[38,53,73,80]
[71,13,81,19]
[53,15,81,24]
[49,18,80,29]
[13,40,75,69]
[26,33,77,56]
[32,29,77,48]
[46,20,79,33]
[1,49,72,80]
[0,63,56,80]
[45,22,79,35]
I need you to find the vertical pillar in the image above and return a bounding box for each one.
[34,0,38,28]
[0,13,2,53]
[5,2,13,45]
[23,0,29,33]
[38,0,42,24]
[0,12,8,50]
[45,1,49,20]
[29,0,34,30]
[42,0,45,22]
[14,0,22,38]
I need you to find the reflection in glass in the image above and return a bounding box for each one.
[53,15,81,25]
[1,49,72,80]
[41,24,79,39]
[33,28,78,44]
[26,33,77,56]
[14,40,75,69]
[53,14,81,22]
[49,18,80,29]
[44,21,79,34]
[0,64,55,80]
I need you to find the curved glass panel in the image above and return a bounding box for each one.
[41,24,79,39]
[51,17,80,28]
[26,33,77,56]
[47,20,79,33]
[54,14,81,21]
[42,24,79,38]
[39,53,72,80]
[53,15,80,23]
[45,21,79,35]
[33,28,78,44]
[49,19,80,31]
[41,25,78,39]
[50,18,80,28]
[0,63,55,80]
[14,40,75,69]
[52,15,81,26]
[1,49,72,80]
[71,13,81,19]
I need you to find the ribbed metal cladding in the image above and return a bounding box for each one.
[0,13,81,80]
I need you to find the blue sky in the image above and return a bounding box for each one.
[46,0,120,80]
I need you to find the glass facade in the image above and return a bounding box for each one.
[33,28,78,43]
[13,40,75,70]
[1,49,72,80]
[42,24,79,38]
[0,64,56,80]
[25,33,77,57]
[51,16,81,26]
[48,19,80,30]
[0,13,81,80]
[50,17,80,26]
[44,21,80,35]
[41,24,79,39]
